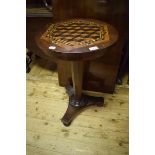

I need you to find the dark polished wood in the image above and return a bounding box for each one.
[61,85,104,126]
[71,61,84,100]
[26,17,60,72]
[27,0,128,126]
[36,18,118,126]
[36,19,118,61]
[117,40,129,84]
[61,93,104,126]
[53,0,98,21]
[53,0,129,93]
[27,0,128,93]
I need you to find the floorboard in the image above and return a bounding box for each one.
[26,59,129,155]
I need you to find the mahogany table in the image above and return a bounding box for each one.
[36,19,118,126]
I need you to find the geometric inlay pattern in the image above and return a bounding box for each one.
[41,19,109,49]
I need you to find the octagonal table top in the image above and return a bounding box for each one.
[36,19,118,61]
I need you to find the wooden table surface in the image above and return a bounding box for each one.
[27,0,129,94]
[36,18,118,61]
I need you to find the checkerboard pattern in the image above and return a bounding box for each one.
[41,19,109,49]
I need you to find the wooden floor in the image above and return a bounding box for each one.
[26,58,129,155]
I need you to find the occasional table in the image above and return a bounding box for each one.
[36,19,118,126]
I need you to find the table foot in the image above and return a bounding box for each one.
[61,93,104,126]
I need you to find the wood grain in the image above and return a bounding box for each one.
[27,0,129,93]
[26,59,129,155]
[36,19,118,61]
[71,61,84,100]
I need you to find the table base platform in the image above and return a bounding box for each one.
[61,85,104,126]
